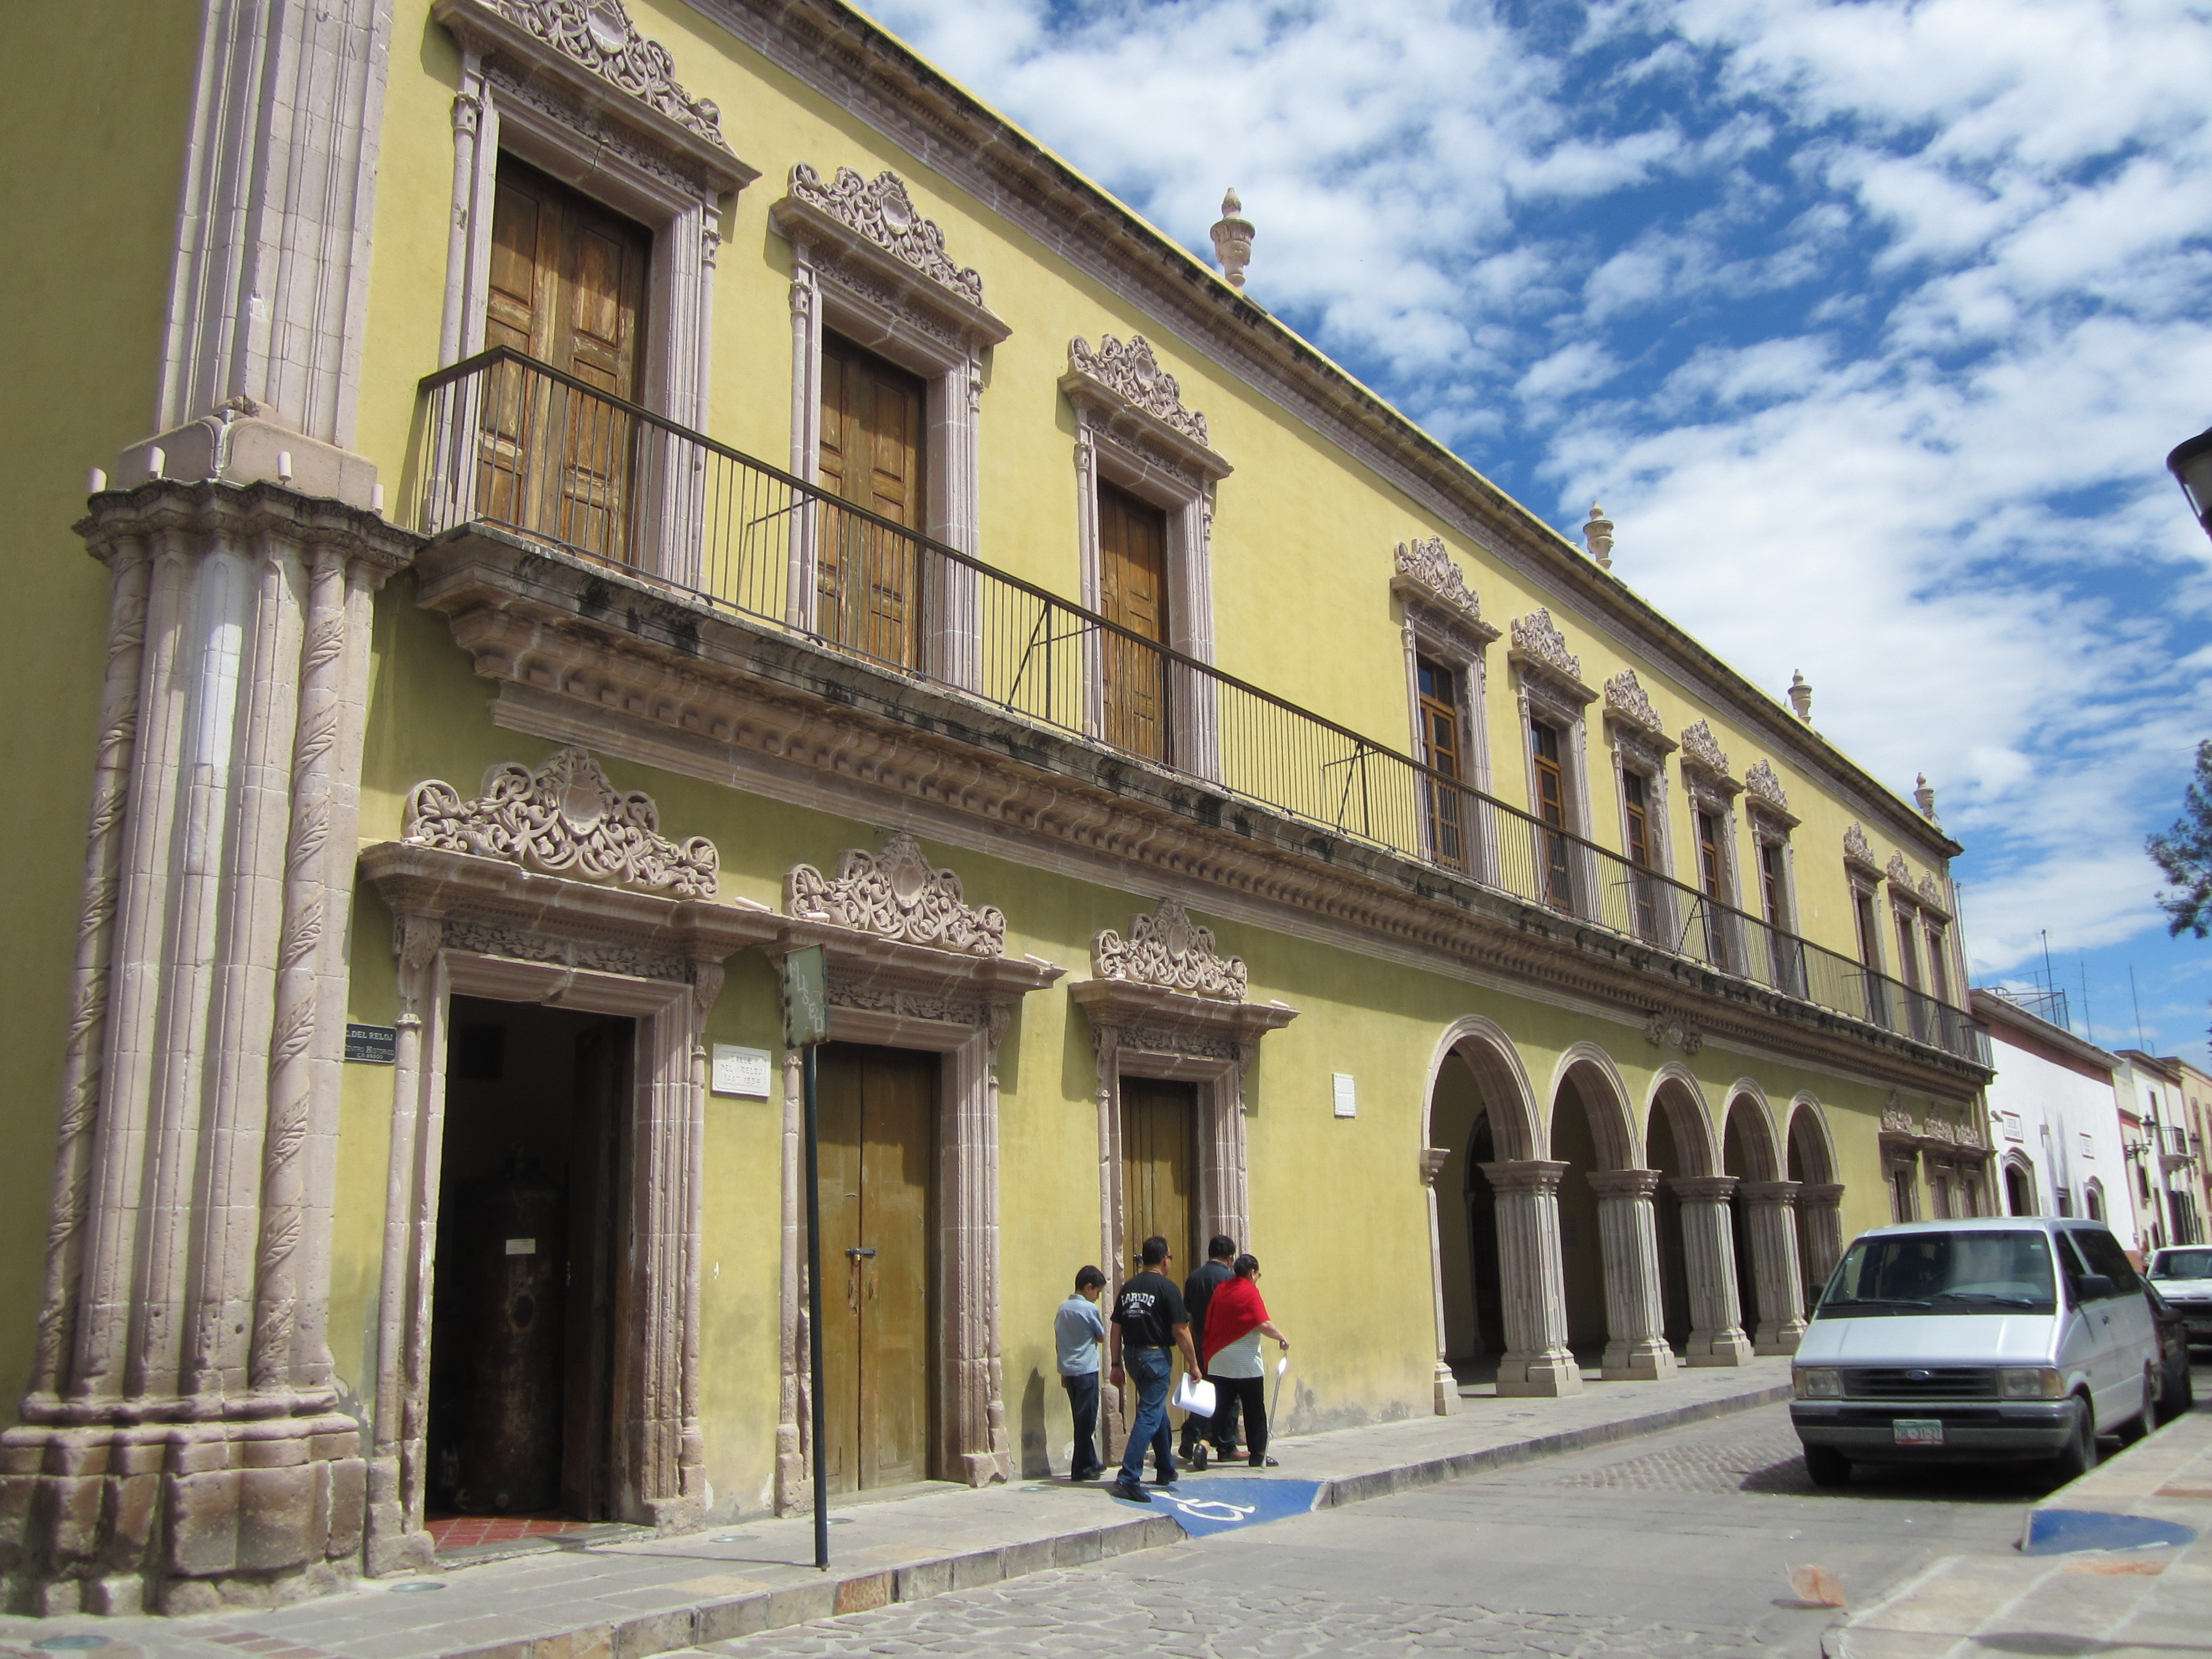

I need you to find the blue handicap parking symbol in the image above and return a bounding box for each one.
[2022,1508,2197,1557]
[1112,1474,1322,1537]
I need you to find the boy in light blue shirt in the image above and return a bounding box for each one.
[1055,1266,1108,1481]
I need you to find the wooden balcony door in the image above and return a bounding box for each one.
[1417,658,1467,870]
[1099,483,1172,762]
[1120,1079,1197,1285]
[479,155,650,564]
[818,335,928,668]
[816,1044,936,1493]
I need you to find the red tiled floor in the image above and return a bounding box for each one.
[426,1513,594,1551]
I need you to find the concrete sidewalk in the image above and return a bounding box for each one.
[1828,1407,2212,1659]
[0,1359,1789,1659]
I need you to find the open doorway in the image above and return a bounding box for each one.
[426,998,634,1522]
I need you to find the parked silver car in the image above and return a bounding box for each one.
[1790,1218,2161,1487]
[2147,1246,2212,1349]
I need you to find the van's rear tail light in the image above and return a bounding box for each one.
[1997,1367,2061,1399]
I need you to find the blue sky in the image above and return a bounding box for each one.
[853,0,2212,1060]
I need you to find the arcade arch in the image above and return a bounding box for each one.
[1724,1088,1808,1354]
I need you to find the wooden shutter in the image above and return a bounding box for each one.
[1098,482,1171,761]
[818,333,927,667]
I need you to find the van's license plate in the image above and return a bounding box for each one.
[1893,1418,1944,1446]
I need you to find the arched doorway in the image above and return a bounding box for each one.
[1723,1091,1806,1353]
[1430,1050,1503,1379]
[1722,1099,1771,1338]
[2005,1156,2036,1216]
[1785,1101,1841,1307]
[1550,1074,1610,1365]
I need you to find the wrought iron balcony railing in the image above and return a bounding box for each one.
[414,347,1991,1069]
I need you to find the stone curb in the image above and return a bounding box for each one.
[432,1379,1793,1659]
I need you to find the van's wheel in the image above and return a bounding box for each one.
[2044,1397,2099,1486]
[1803,1444,1851,1488]
[2119,1373,2155,1444]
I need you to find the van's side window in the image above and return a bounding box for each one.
[2071,1229,2140,1294]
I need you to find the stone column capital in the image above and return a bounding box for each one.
[1585,1167,1662,1201]
[1481,1159,1569,1196]
[1670,1175,1739,1203]
[1799,1182,1845,1206]
[1421,1147,1449,1187]
[1738,1180,1801,1209]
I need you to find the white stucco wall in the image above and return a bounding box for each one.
[1984,1021,2135,1249]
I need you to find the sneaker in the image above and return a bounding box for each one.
[1112,1477,1151,1503]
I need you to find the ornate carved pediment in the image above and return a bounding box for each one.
[448,0,732,153]
[1394,537,1480,619]
[787,164,984,308]
[1509,609,1582,685]
[1093,896,1249,1000]
[1918,874,1951,917]
[404,748,718,898]
[1844,823,1880,873]
[1745,759,1788,811]
[1881,1101,1919,1136]
[1887,853,1914,890]
[1603,670,1667,740]
[786,833,1006,958]
[1066,335,1210,448]
[1679,720,1732,780]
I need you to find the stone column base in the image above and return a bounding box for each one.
[1601,1338,1680,1381]
[1433,1364,1460,1415]
[1754,1318,1808,1356]
[1496,1350,1583,1397]
[1684,1329,1756,1366]
[0,1413,365,1616]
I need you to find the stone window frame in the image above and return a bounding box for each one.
[357,839,771,1572]
[1062,336,1234,780]
[1597,671,1679,943]
[431,0,759,587]
[1390,538,1500,877]
[769,165,1012,685]
[1507,613,1599,914]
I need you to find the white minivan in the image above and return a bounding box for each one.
[1790,1217,2160,1486]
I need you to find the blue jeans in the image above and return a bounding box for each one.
[1062,1371,1100,1478]
[1119,1348,1173,1484]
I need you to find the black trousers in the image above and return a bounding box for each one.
[1062,1371,1100,1478]
[1206,1373,1267,1461]
[1178,1368,1243,1453]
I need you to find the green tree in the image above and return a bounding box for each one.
[2148,740,2212,937]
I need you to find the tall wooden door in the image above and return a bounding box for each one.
[480,155,650,563]
[816,1045,935,1493]
[1098,483,1172,761]
[818,335,928,667]
[1121,1079,1197,1282]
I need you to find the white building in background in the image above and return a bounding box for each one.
[1972,989,2136,1248]
[2115,1051,2205,1253]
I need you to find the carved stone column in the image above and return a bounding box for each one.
[1739,1181,1809,1354]
[1479,1161,1581,1397]
[1,481,410,1615]
[1587,1170,1677,1381]
[1422,1148,1460,1414]
[1671,1176,1754,1367]
[1798,1182,1846,1306]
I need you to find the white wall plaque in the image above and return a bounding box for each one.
[1333,1073,1357,1119]
[712,1044,773,1098]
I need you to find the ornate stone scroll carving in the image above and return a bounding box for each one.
[785,833,1006,957]
[476,0,731,150]
[1603,670,1665,738]
[1092,897,1249,1000]
[1918,874,1951,916]
[1643,1010,1704,1056]
[1394,536,1481,619]
[405,748,719,899]
[1887,853,1914,890]
[1844,822,1879,871]
[1509,609,1581,684]
[1881,1100,1919,1136]
[1067,335,1210,447]
[1745,759,1788,811]
[788,164,984,306]
[1679,719,1731,779]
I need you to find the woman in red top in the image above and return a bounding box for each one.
[1200,1254,1290,1467]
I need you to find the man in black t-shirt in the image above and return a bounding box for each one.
[1178,1234,1238,1467]
[1108,1235,1200,1503]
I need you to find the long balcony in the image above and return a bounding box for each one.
[414,347,1991,1070]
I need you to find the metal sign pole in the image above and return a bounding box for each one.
[802,1039,828,1571]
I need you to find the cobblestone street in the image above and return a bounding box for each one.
[677,1401,2051,1658]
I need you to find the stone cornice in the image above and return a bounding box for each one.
[410,525,1990,1098]
[677,0,1959,867]
[1067,978,1298,1045]
[77,479,418,578]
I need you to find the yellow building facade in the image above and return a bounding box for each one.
[0,0,1991,1614]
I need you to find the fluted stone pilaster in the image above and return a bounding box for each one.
[1480,1161,1581,1397]
[1739,1181,1809,1354]
[1588,1169,1677,1380]
[1671,1176,1754,1367]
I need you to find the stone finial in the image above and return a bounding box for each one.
[1583,502,1614,571]
[1914,773,1938,821]
[1788,670,1812,723]
[1210,188,1255,290]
